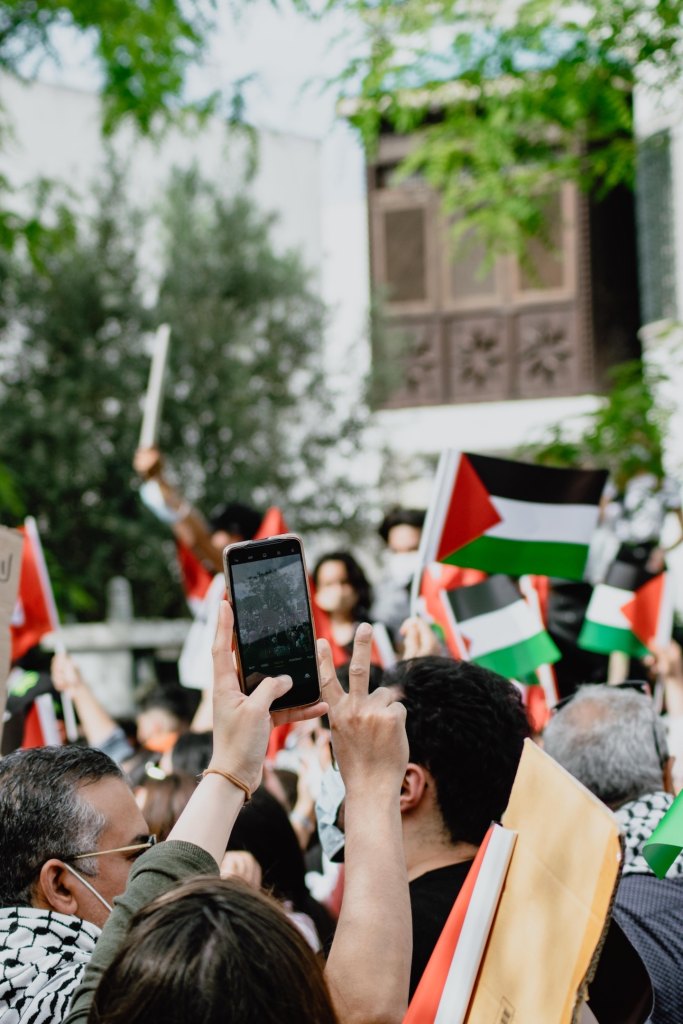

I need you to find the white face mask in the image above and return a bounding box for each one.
[387,551,420,586]
[315,766,347,863]
[63,863,113,915]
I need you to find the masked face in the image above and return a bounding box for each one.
[314,560,357,615]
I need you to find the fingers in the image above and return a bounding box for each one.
[212,601,240,694]
[348,622,373,697]
[249,674,294,711]
[272,700,330,727]
[317,638,345,708]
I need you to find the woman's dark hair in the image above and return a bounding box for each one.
[88,877,339,1024]
[136,774,197,842]
[312,551,372,621]
[170,731,213,777]
[228,787,334,950]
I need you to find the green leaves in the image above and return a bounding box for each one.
[0,164,369,619]
[325,0,683,260]
[0,0,218,134]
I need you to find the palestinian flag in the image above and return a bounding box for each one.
[420,451,607,581]
[417,563,486,658]
[579,562,674,658]
[445,575,560,680]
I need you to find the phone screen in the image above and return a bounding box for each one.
[226,537,320,710]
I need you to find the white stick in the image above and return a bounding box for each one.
[24,517,78,742]
[410,450,459,616]
[139,324,171,448]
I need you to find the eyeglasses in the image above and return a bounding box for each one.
[71,835,157,861]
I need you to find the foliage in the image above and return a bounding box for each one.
[155,167,369,537]
[0,0,219,134]
[301,0,683,261]
[0,170,172,619]
[520,358,673,483]
[0,166,368,620]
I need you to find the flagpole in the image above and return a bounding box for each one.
[410,450,459,617]
[24,517,78,742]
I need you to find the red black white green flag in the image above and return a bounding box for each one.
[416,562,486,658]
[443,575,561,680]
[579,562,674,658]
[419,451,607,581]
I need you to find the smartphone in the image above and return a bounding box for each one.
[223,534,321,712]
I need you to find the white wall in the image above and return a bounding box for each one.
[0,75,323,275]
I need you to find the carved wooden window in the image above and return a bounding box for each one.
[368,152,598,408]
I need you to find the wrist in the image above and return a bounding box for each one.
[203,765,253,803]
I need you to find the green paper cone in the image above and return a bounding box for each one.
[643,790,683,879]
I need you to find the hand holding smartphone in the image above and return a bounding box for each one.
[223,534,321,712]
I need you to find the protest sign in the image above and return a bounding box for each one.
[0,525,23,747]
[139,323,171,448]
[465,740,622,1023]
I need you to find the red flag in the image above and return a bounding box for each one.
[22,693,62,749]
[11,520,59,662]
[254,506,290,540]
[175,539,213,612]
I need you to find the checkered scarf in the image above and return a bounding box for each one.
[0,907,99,1023]
[614,790,683,878]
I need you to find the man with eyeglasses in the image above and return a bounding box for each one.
[544,684,682,1024]
[0,745,151,1023]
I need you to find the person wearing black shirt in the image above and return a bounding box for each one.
[385,657,530,997]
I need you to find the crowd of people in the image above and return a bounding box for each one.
[3,448,683,1024]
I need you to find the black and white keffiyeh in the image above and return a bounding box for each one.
[614,790,683,878]
[0,907,99,1024]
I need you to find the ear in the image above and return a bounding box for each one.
[37,860,81,917]
[400,763,430,814]
[663,756,676,796]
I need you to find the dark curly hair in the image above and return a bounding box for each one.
[387,657,529,846]
[312,551,372,621]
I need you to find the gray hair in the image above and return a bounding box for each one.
[0,746,122,906]
[543,685,668,807]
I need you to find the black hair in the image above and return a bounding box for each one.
[0,746,123,906]
[378,507,426,543]
[387,657,529,846]
[209,502,263,540]
[171,731,213,778]
[312,550,372,621]
[227,787,334,950]
[138,687,196,724]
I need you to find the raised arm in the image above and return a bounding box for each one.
[133,445,221,571]
[65,602,328,1024]
[321,625,412,1024]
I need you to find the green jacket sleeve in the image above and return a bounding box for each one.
[64,840,218,1024]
